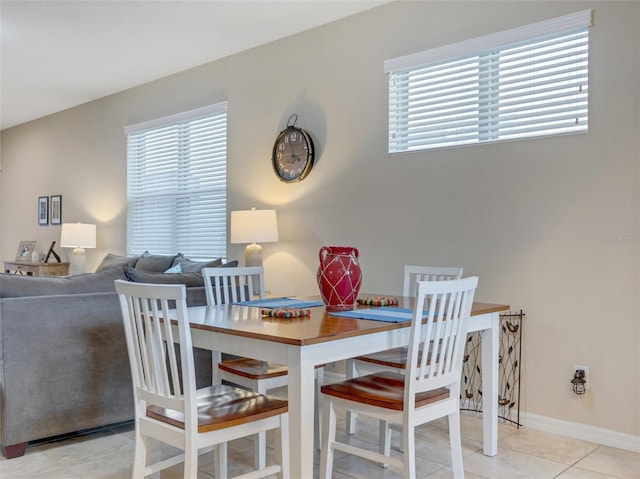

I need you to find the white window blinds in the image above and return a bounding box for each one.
[124,102,227,260]
[386,10,593,153]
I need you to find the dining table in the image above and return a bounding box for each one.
[177,295,510,478]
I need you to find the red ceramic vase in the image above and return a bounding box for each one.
[317,246,362,311]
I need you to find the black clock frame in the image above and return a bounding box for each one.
[271,124,315,183]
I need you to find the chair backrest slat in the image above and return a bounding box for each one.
[403,265,464,297]
[141,296,171,395]
[406,277,478,400]
[202,266,265,305]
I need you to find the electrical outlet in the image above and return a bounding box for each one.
[574,365,589,390]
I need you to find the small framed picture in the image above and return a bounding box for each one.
[50,195,62,225]
[38,196,49,226]
[44,240,61,263]
[16,240,37,261]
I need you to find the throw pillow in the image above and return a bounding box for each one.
[170,255,223,273]
[164,263,182,274]
[125,264,204,287]
[134,251,178,273]
[219,260,239,268]
[95,253,139,272]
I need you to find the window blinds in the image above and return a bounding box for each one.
[125,102,228,260]
[386,10,593,152]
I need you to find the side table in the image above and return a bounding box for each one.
[4,260,69,277]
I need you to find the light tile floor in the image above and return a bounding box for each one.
[1,411,638,479]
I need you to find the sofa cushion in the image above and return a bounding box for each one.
[124,260,239,287]
[0,266,127,298]
[95,253,139,272]
[134,251,178,272]
[170,255,223,273]
[216,260,239,269]
[125,265,204,287]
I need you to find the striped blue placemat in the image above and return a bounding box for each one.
[234,297,325,309]
[329,307,414,323]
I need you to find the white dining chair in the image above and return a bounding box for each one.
[115,279,289,479]
[346,265,464,436]
[320,276,478,479]
[202,265,265,306]
[201,266,324,469]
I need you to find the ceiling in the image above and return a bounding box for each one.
[0,0,389,131]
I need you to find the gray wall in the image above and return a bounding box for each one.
[1,1,638,443]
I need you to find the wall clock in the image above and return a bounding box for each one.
[272,114,315,183]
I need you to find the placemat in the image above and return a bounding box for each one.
[235,297,324,309]
[329,307,414,323]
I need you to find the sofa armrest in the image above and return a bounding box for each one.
[0,292,132,447]
[0,287,211,453]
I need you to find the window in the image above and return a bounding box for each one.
[386,10,593,153]
[124,102,227,260]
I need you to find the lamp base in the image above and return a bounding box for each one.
[69,247,87,276]
[244,243,263,293]
[244,243,263,267]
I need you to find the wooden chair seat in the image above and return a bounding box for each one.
[219,358,289,380]
[147,384,288,433]
[321,371,449,411]
[219,358,326,381]
[354,346,431,370]
[354,347,410,369]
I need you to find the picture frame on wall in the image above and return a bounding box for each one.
[16,240,37,261]
[50,195,62,225]
[38,196,49,226]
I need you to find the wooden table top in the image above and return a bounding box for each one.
[183,296,510,347]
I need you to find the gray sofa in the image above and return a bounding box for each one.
[0,252,228,458]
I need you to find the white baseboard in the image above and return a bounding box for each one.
[520,412,640,453]
[320,370,640,454]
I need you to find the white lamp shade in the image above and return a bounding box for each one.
[230,209,278,244]
[60,223,97,248]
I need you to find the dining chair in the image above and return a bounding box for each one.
[115,279,289,479]
[346,265,464,435]
[320,276,478,479]
[201,266,324,469]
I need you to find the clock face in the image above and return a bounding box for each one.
[272,127,314,182]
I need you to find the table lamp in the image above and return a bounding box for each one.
[230,208,278,267]
[60,222,96,275]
